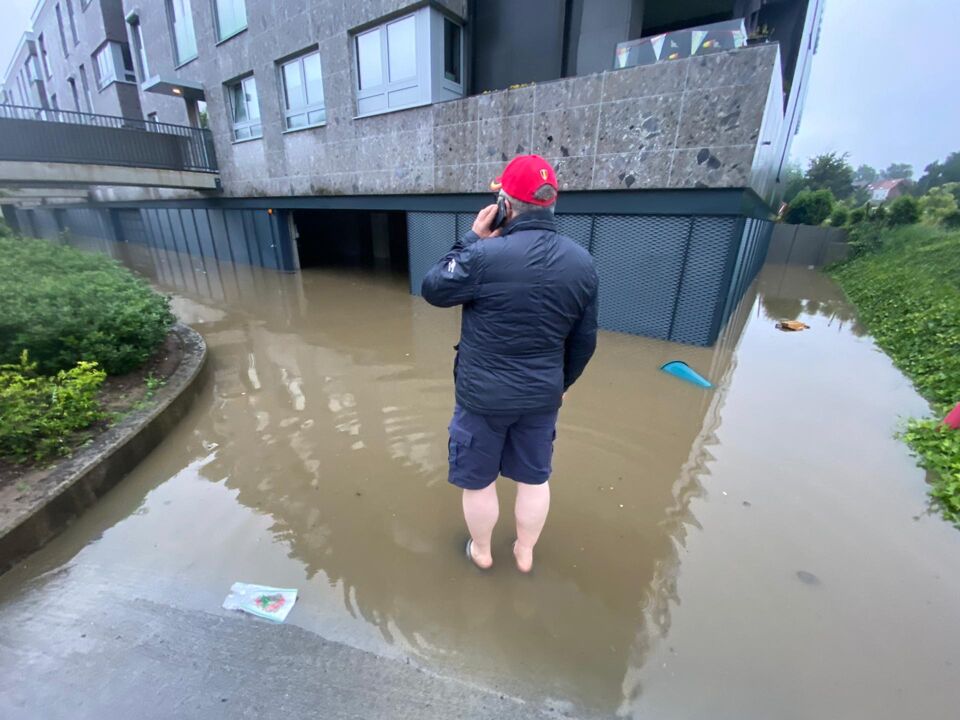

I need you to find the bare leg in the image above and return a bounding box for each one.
[462,483,499,568]
[513,482,550,573]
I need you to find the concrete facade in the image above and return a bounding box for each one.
[117,0,783,201]
[4,0,143,119]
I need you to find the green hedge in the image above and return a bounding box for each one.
[0,236,174,375]
[0,351,105,461]
[832,225,960,525]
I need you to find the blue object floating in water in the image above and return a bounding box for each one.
[660,361,713,389]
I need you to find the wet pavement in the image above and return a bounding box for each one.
[1,244,959,719]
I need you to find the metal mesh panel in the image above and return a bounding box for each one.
[555,214,592,251]
[30,209,62,239]
[669,216,739,345]
[455,213,473,239]
[592,215,691,339]
[116,210,148,245]
[408,212,457,295]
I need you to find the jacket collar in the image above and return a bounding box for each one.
[501,209,556,237]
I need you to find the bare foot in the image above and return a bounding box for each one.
[467,539,493,569]
[513,541,533,573]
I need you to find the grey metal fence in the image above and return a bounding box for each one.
[0,103,217,173]
[407,211,771,347]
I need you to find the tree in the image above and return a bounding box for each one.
[882,163,914,180]
[887,196,920,226]
[854,164,879,184]
[917,151,960,193]
[805,152,854,199]
[785,189,834,225]
[782,163,808,203]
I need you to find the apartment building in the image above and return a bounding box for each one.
[1,0,825,346]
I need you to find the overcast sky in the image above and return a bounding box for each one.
[2,0,957,177]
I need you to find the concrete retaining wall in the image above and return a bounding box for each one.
[766,223,849,267]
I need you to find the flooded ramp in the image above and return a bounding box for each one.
[1,248,958,719]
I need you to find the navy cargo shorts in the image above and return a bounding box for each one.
[447,404,559,490]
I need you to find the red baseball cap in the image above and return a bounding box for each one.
[489,154,558,206]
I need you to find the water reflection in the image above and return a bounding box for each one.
[80,241,757,711]
[758,263,867,335]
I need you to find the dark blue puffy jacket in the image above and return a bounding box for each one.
[421,210,599,416]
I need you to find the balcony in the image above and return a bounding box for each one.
[0,104,219,191]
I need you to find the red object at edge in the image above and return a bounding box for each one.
[944,402,960,429]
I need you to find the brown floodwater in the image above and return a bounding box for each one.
[1,243,958,718]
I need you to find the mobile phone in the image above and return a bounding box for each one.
[490,196,507,231]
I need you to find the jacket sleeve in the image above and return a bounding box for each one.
[563,279,599,391]
[420,231,485,307]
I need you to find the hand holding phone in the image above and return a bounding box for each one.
[472,202,505,238]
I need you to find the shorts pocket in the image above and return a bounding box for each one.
[448,424,473,467]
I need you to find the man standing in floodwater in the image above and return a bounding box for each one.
[422,155,599,573]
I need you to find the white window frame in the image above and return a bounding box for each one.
[66,0,80,46]
[38,33,53,79]
[352,7,464,118]
[354,11,428,117]
[167,0,198,67]
[55,3,69,56]
[213,0,247,42]
[92,41,137,90]
[67,76,80,111]
[279,49,326,131]
[78,63,93,111]
[126,15,150,82]
[227,75,262,142]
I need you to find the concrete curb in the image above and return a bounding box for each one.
[0,323,207,575]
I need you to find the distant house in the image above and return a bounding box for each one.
[867,179,909,204]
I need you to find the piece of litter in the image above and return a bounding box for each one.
[775,320,810,332]
[222,582,298,623]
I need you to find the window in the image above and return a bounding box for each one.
[167,0,198,65]
[214,0,247,42]
[38,34,52,78]
[66,0,79,46]
[93,42,137,89]
[443,18,461,84]
[78,64,93,111]
[279,50,325,130]
[50,93,59,110]
[55,4,69,56]
[146,111,161,130]
[352,8,464,117]
[227,75,261,141]
[68,77,80,110]
[127,17,149,81]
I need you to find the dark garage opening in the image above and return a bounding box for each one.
[292,209,409,275]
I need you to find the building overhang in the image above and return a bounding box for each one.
[142,76,206,102]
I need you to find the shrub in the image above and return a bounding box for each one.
[848,207,867,225]
[846,220,886,257]
[887,195,921,226]
[828,205,849,227]
[0,351,105,461]
[902,419,960,527]
[920,186,959,224]
[785,189,835,225]
[942,210,960,230]
[0,236,174,375]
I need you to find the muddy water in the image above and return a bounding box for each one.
[2,245,959,718]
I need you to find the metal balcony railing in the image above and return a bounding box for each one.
[0,103,217,174]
